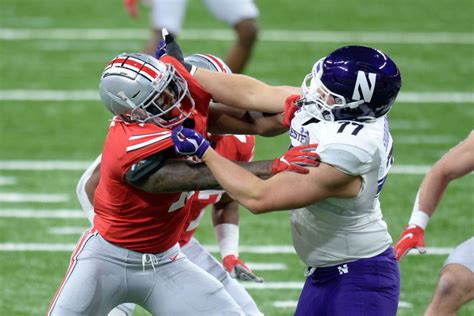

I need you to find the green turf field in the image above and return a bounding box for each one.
[0,0,473,315]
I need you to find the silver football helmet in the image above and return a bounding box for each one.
[99,53,195,128]
[184,53,232,74]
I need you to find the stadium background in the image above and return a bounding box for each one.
[0,0,472,314]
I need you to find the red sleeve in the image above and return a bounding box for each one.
[102,121,174,180]
[214,135,256,162]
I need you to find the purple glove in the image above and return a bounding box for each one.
[154,39,167,59]
[171,126,210,158]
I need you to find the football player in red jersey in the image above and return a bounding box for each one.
[77,133,266,316]
[49,52,319,315]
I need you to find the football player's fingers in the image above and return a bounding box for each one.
[294,144,319,151]
[288,165,310,174]
[394,247,407,261]
[235,266,264,283]
[285,152,319,162]
[293,152,320,160]
[417,246,427,254]
[293,158,320,167]
[162,28,169,39]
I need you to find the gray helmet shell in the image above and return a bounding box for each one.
[99,53,194,128]
[184,53,232,74]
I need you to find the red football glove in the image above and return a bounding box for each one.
[393,224,426,261]
[272,144,320,174]
[282,94,301,128]
[124,0,139,19]
[223,255,263,283]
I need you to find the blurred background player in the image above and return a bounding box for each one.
[123,0,259,73]
[394,131,474,316]
[169,43,403,316]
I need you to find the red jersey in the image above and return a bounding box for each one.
[179,134,256,246]
[94,57,211,253]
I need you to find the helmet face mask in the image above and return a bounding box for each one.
[300,58,365,122]
[300,46,402,122]
[99,53,195,129]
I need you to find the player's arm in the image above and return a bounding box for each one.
[203,148,360,213]
[127,143,319,193]
[134,157,275,193]
[416,131,474,218]
[208,102,288,136]
[163,32,294,114]
[76,155,102,223]
[194,69,288,114]
[395,131,474,260]
[212,194,263,282]
[171,127,330,211]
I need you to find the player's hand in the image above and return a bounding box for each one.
[223,255,263,283]
[272,144,320,174]
[393,224,426,261]
[171,126,210,158]
[155,39,167,59]
[123,0,139,19]
[158,30,194,73]
[283,94,301,128]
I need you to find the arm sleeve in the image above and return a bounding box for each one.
[318,144,375,175]
[124,149,171,185]
[76,155,102,224]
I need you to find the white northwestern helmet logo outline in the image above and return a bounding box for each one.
[352,71,377,102]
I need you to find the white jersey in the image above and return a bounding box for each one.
[288,109,393,267]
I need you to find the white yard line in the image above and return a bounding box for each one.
[0,176,16,186]
[0,209,84,218]
[0,160,437,174]
[48,226,90,234]
[395,135,460,144]
[0,242,455,255]
[0,193,69,203]
[390,165,430,175]
[0,90,473,103]
[247,263,287,271]
[272,300,412,309]
[243,282,303,290]
[1,28,472,45]
[0,160,91,170]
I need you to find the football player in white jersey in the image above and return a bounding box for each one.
[170,45,403,315]
[394,131,474,316]
[123,0,259,73]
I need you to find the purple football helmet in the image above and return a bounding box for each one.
[300,45,402,122]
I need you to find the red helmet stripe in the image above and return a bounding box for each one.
[141,64,160,79]
[203,54,229,73]
[122,57,161,80]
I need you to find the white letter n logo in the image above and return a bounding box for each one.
[352,71,377,102]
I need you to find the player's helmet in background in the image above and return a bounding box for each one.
[184,53,232,74]
[184,53,232,139]
[300,45,401,122]
[99,53,194,128]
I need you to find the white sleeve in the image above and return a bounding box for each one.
[318,144,375,175]
[76,155,101,224]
